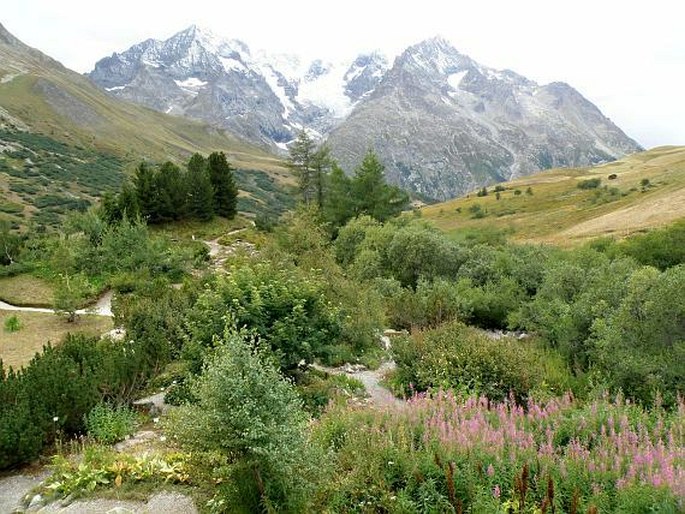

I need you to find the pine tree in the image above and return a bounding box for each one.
[186,153,214,221]
[351,150,409,222]
[132,162,158,222]
[156,161,187,222]
[311,144,332,208]
[207,152,238,218]
[323,163,353,227]
[117,182,140,220]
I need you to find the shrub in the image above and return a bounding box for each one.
[85,403,138,444]
[168,330,318,512]
[310,393,684,513]
[184,261,344,371]
[3,315,22,332]
[577,178,602,189]
[391,321,571,402]
[0,332,165,469]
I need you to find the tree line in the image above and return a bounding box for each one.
[287,130,410,227]
[101,151,238,224]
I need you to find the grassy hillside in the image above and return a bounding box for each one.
[0,24,294,225]
[422,145,685,246]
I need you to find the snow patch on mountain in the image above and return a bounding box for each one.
[447,70,468,90]
[297,61,353,118]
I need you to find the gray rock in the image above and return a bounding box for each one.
[88,28,641,200]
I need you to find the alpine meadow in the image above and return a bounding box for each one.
[0,13,683,514]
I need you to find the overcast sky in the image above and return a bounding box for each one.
[3,0,683,148]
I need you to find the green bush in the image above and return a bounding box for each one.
[391,321,572,402]
[3,315,22,332]
[168,330,318,513]
[85,403,138,444]
[577,177,602,189]
[0,331,167,469]
[184,261,344,370]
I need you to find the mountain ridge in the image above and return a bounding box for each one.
[88,25,642,199]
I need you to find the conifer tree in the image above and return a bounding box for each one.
[207,152,238,218]
[311,144,332,208]
[132,162,158,222]
[287,130,316,204]
[186,153,214,221]
[351,150,409,221]
[323,163,353,227]
[156,161,187,222]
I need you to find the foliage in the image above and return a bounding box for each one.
[184,261,344,371]
[53,273,91,322]
[614,219,685,270]
[3,315,22,332]
[44,447,190,500]
[0,330,170,469]
[391,321,572,402]
[577,177,602,189]
[311,393,685,513]
[591,265,685,407]
[168,330,317,513]
[207,151,239,219]
[85,403,139,444]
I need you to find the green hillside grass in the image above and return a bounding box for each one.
[0,31,294,226]
[422,146,685,246]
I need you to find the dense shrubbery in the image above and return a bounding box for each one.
[184,262,344,371]
[331,214,684,406]
[391,321,573,402]
[0,332,170,468]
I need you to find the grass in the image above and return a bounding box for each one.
[1,39,294,227]
[0,310,112,369]
[152,215,254,241]
[422,146,685,246]
[0,274,54,307]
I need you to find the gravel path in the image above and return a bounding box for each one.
[0,472,49,513]
[33,491,198,513]
[312,360,404,408]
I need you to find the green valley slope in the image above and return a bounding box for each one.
[422,145,685,246]
[0,22,293,226]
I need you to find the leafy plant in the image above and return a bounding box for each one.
[85,403,138,444]
[3,315,22,332]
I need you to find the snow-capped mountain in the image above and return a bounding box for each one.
[89,27,641,199]
[88,25,388,150]
[327,37,642,199]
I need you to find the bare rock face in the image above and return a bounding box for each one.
[89,28,642,200]
[88,25,388,150]
[327,37,642,200]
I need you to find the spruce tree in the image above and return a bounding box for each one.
[351,150,409,222]
[311,144,332,208]
[186,153,214,221]
[207,152,238,219]
[323,163,353,228]
[132,162,159,222]
[156,161,187,222]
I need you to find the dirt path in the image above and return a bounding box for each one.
[0,290,114,318]
[312,360,404,408]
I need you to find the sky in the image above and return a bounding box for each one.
[3,0,683,148]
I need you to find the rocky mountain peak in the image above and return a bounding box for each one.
[88,29,642,199]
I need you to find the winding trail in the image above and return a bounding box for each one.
[0,290,114,317]
[312,360,404,408]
